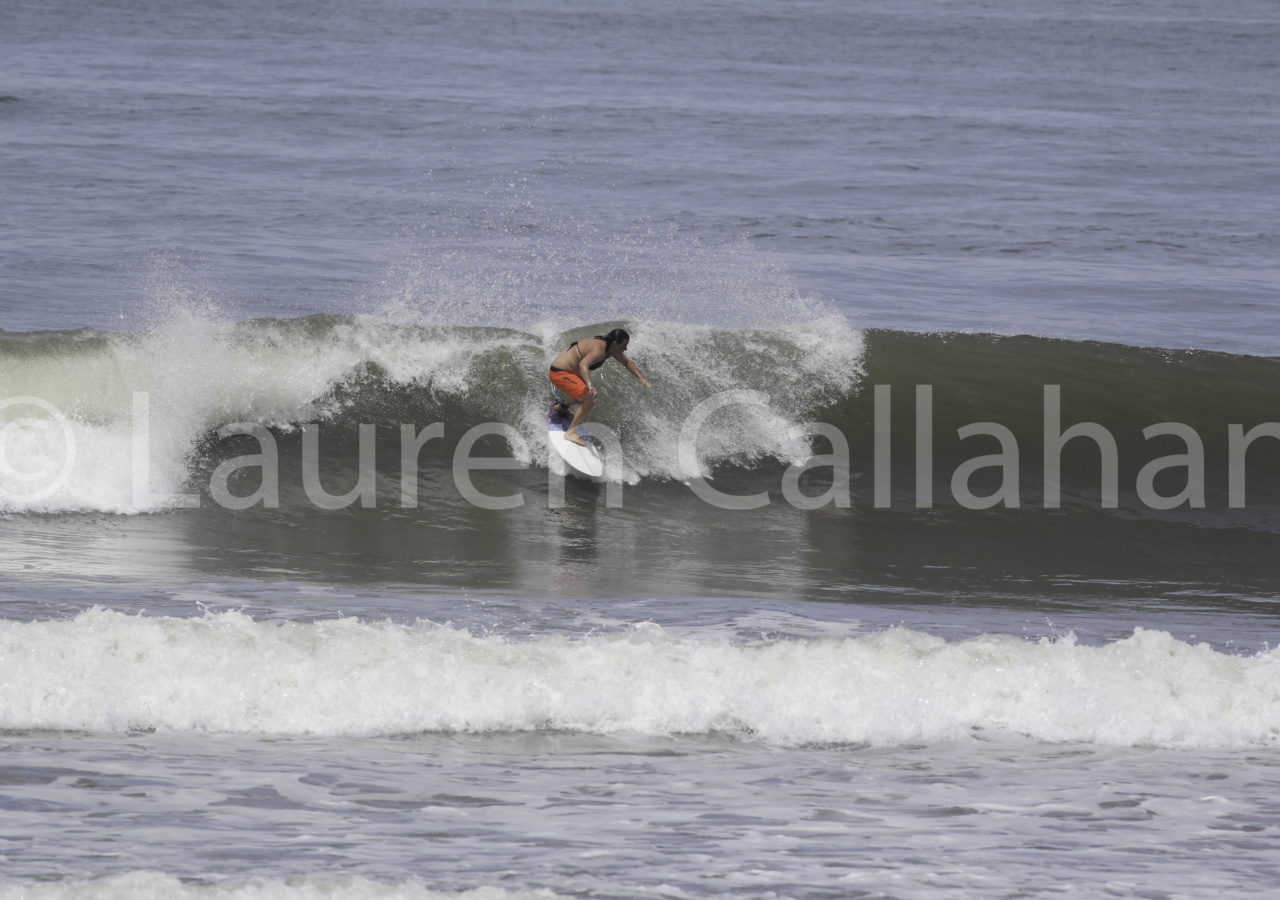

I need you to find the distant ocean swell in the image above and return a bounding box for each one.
[3,316,1280,519]
[1,609,1278,749]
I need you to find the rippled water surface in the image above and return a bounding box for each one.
[3,0,1280,897]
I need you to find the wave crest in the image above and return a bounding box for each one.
[3,609,1277,749]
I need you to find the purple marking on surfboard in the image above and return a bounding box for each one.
[548,405,597,447]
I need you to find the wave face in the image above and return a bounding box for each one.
[2,609,1278,750]
[0,311,860,513]
[4,316,1280,517]
[7,317,1280,601]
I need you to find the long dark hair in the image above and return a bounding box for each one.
[594,328,630,350]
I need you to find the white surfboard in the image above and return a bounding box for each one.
[548,404,605,479]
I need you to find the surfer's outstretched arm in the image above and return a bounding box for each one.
[617,352,651,388]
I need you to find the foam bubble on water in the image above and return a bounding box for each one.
[3,609,1279,749]
[0,872,557,900]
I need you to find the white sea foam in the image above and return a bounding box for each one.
[0,872,555,900]
[0,310,516,513]
[2,609,1277,749]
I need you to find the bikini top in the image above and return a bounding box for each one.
[569,340,607,370]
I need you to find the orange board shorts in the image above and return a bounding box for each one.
[549,369,590,401]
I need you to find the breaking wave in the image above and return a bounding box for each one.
[3,609,1278,750]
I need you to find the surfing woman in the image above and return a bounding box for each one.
[549,328,651,446]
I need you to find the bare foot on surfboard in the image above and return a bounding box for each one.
[565,430,587,447]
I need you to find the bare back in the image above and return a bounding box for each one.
[550,338,609,374]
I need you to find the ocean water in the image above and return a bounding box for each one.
[3,0,1280,897]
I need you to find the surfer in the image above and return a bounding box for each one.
[549,328,651,446]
